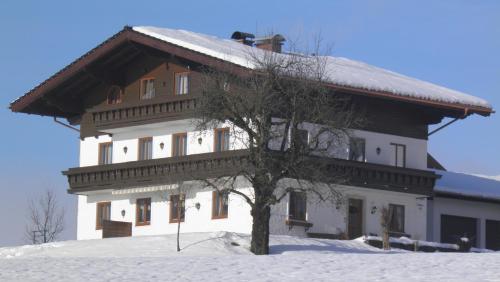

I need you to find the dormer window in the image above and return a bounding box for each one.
[107,86,122,105]
[140,78,155,100]
[175,72,189,95]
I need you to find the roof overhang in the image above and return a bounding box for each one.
[9,26,494,118]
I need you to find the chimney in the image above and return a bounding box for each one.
[231,31,255,46]
[254,34,286,53]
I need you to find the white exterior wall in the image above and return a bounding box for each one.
[79,120,427,170]
[428,197,500,249]
[76,119,428,240]
[77,186,253,240]
[270,185,427,240]
[77,183,426,241]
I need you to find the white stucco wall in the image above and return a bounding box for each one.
[79,120,427,170]
[428,197,500,249]
[77,182,427,241]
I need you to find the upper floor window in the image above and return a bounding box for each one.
[212,191,229,219]
[170,194,185,223]
[136,198,151,226]
[96,202,111,230]
[98,142,113,165]
[293,129,309,151]
[391,143,406,167]
[389,204,405,233]
[174,72,189,95]
[214,128,230,152]
[289,191,307,221]
[107,86,122,105]
[172,133,187,157]
[138,137,153,161]
[349,137,366,162]
[140,78,155,100]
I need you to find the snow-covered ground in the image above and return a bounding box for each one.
[1,232,499,281]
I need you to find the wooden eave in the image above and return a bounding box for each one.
[9,26,493,118]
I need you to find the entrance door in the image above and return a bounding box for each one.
[348,199,363,239]
[441,214,478,247]
[486,220,500,251]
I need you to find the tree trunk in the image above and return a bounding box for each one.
[250,204,271,255]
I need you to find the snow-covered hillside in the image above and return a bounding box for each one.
[0,232,499,281]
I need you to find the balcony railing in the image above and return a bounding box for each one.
[89,96,197,130]
[63,150,438,195]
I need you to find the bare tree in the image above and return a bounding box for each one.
[195,38,364,254]
[158,182,198,252]
[25,190,65,244]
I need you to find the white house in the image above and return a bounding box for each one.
[9,26,494,245]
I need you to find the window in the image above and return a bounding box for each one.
[172,133,187,157]
[391,143,406,167]
[107,86,122,105]
[214,128,230,152]
[99,142,113,165]
[349,138,366,162]
[140,78,155,99]
[288,191,307,221]
[388,204,405,233]
[138,137,153,160]
[293,129,309,150]
[136,198,151,226]
[174,72,189,95]
[96,202,111,230]
[170,194,185,223]
[212,191,229,219]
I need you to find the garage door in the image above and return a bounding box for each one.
[441,215,478,247]
[486,220,500,251]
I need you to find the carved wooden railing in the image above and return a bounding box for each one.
[89,96,197,130]
[63,150,438,195]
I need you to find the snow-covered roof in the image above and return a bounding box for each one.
[434,170,500,201]
[133,26,492,110]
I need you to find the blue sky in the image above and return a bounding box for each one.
[0,0,498,247]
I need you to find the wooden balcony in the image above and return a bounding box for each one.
[63,150,438,195]
[89,96,197,130]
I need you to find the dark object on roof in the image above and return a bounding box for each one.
[428,153,446,171]
[254,34,285,53]
[231,31,255,46]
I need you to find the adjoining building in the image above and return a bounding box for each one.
[428,170,500,250]
[10,26,495,245]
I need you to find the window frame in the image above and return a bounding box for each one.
[288,191,307,221]
[98,142,113,165]
[140,77,156,100]
[214,128,230,152]
[349,137,366,162]
[135,198,151,226]
[106,85,122,105]
[172,133,188,157]
[212,191,229,219]
[95,201,111,230]
[390,143,406,168]
[174,72,190,95]
[138,137,153,161]
[388,204,405,233]
[169,194,185,223]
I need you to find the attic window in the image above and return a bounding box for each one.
[141,78,156,100]
[107,86,122,105]
[175,72,189,95]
